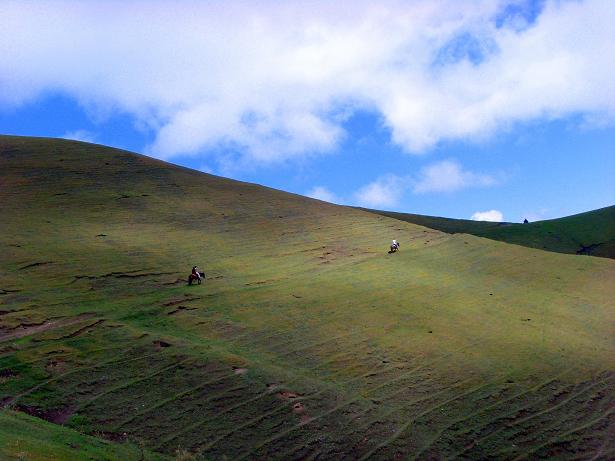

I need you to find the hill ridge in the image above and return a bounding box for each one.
[360,205,615,259]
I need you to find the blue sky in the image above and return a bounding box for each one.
[1,0,614,222]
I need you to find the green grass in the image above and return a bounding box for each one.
[0,410,168,460]
[360,205,615,258]
[1,135,614,460]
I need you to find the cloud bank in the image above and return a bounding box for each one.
[413,160,496,193]
[353,159,498,208]
[62,129,96,143]
[354,175,406,208]
[471,210,504,221]
[2,0,614,164]
[307,186,340,204]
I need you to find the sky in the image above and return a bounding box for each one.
[1,0,614,222]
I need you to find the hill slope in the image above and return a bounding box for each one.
[0,410,166,461]
[360,206,615,259]
[1,136,614,460]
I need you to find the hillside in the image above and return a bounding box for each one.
[360,207,615,259]
[0,410,166,461]
[1,136,614,460]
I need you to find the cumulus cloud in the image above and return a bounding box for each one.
[61,129,96,143]
[353,159,497,207]
[471,210,504,221]
[354,175,407,208]
[413,159,496,193]
[2,0,614,165]
[306,186,339,204]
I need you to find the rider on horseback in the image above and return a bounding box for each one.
[392,239,399,250]
[192,265,202,281]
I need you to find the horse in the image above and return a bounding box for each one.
[188,271,205,285]
[389,243,400,254]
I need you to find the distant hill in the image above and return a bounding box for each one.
[1,136,614,460]
[360,206,615,259]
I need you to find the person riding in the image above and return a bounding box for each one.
[192,265,201,281]
[392,239,399,249]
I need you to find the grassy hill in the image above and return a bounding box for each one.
[0,410,167,461]
[1,135,614,460]
[359,206,615,259]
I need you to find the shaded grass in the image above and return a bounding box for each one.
[361,205,615,258]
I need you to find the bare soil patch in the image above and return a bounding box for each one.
[153,340,172,351]
[16,404,75,424]
[167,306,198,316]
[277,391,301,400]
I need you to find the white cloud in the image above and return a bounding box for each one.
[353,158,498,208]
[61,129,96,143]
[354,175,406,208]
[413,159,496,193]
[306,186,339,203]
[471,210,504,222]
[2,1,614,165]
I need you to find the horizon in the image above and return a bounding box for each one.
[1,0,614,222]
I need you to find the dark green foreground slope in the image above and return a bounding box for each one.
[361,206,615,259]
[1,136,614,460]
[0,410,166,461]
